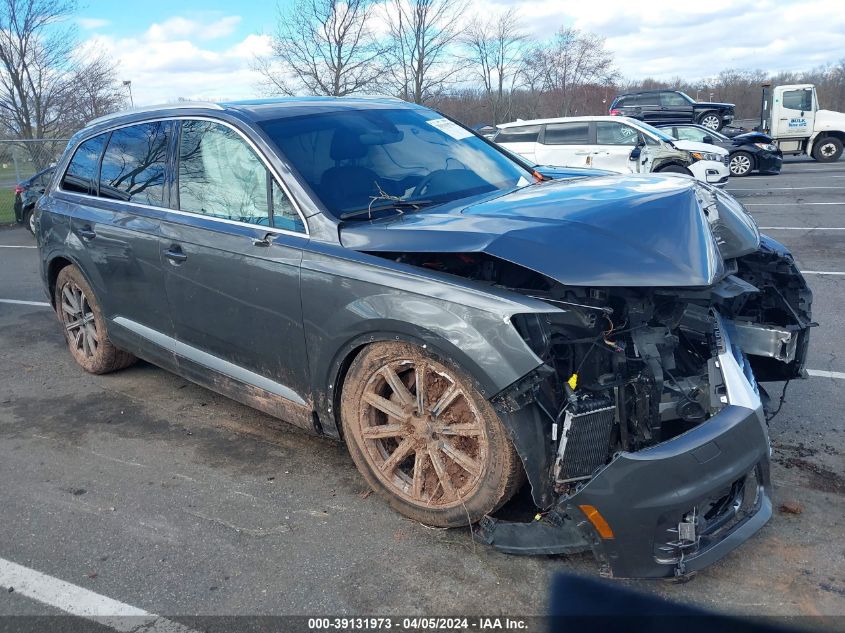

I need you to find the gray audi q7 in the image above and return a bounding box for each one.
[35,97,813,579]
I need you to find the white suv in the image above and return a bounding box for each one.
[494,116,730,187]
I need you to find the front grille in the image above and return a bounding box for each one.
[556,404,615,482]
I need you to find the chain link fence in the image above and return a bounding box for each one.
[0,138,69,226]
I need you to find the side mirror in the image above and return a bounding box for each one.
[629,147,642,160]
[703,135,714,145]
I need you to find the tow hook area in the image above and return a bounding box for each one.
[473,511,591,556]
[668,511,700,581]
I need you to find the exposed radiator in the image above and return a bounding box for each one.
[555,403,616,483]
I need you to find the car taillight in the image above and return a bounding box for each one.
[609,109,622,116]
[14,185,24,194]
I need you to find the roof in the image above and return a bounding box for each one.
[86,95,413,127]
[497,115,639,129]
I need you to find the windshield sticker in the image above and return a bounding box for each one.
[427,118,473,140]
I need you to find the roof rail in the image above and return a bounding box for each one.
[86,102,225,127]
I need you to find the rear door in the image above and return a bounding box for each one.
[58,122,176,369]
[534,121,592,167]
[660,92,694,124]
[637,93,662,124]
[158,118,313,427]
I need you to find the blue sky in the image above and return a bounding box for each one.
[74,0,845,106]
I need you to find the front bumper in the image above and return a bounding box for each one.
[689,160,730,187]
[756,151,783,174]
[478,316,772,579]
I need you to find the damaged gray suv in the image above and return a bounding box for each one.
[35,98,813,579]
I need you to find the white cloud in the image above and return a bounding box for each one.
[77,17,110,30]
[81,15,271,105]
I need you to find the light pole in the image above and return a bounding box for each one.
[123,80,134,108]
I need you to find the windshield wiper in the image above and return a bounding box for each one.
[339,199,434,220]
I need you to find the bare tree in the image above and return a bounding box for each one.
[0,0,78,141]
[463,9,525,124]
[258,0,386,97]
[537,27,617,116]
[385,0,467,104]
[64,52,128,129]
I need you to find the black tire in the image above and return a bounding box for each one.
[54,265,137,374]
[657,164,689,174]
[22,207,35,235]
[812,136,843,163]
[729,151,755,177]
[698,112,723,131]
[341,341,524,528]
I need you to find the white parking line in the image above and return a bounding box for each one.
[0,557,199,632]
[759,227,845,230]
[743,202,845,206]
[807,369,845,380]
[0,244,37,248]
[0,298,50,307]
[801,271,845,276]
[728,186,845,191]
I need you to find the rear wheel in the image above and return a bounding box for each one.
[341,342,523,527]
[699,112,723,131]
[812,137,843,163]
[23,207,35,235]
[54,265,136,374]
[729,151,754,176]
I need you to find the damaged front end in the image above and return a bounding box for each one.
[344,176,813,578]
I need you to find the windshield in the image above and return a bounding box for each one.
[629,120,677,143]
[258,108,533,219]
[678,91,695,104]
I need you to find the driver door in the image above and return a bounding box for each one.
[591,121,649,173]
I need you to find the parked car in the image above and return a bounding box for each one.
[14,167,53,234]
[656,123,783,177]
[37,98,812,579]
[609,90,735,131]
[494,116,730,186]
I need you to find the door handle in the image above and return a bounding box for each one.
[77,226,96,240]
[163,247,188,263]
[252,233,273,247]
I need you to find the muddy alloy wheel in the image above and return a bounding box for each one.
[341,342,523,527]
[54,265,136,374]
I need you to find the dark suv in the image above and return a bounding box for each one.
[36,98,812,579]
[610,90,735,131]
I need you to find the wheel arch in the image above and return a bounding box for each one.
[46,254,78,308]
[653,159,693,175]
[811,131,845,155]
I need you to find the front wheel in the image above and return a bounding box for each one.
[813,137,843,163]
[699,112,723,130]
[657,164,690,174]
[729,151,754,176]
[341,342,524,527]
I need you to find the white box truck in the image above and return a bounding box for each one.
[762,84,845,162]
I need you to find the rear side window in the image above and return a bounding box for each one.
[61,135,107,195]
[543,122,590,145]
[495,125,541,143]
[99,122,170,206]
[638,93,659,106]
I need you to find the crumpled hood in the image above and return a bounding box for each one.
[341,174,730,287]
[732,131,774,144]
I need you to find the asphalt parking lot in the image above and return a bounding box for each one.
[1,158,844,626]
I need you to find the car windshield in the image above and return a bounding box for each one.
[677,91,695,104]
[629,120,676,143]
[258,108,533,219]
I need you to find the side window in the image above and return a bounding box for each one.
[782,89,813,112]
[638,93,659,106]
[543,122,590,145]
[660,92,689,107]
[675,127,706,142]
[61,135,107,195]
[178,120,270,226]
[99,122,170,206]
[614,97,627,108]
[596,122,638,146]
[272,181,305,233]
[494,125,541,144]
